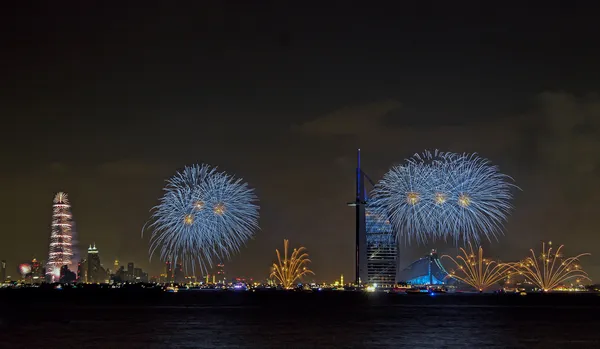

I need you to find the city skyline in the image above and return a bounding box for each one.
[3,3,600,281]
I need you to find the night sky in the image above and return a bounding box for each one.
[4,3,600,281]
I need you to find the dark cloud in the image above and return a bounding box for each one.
[297,100,402,136]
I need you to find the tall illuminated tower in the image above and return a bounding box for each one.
[87,244,102,283]
[348,149,368,284]
[46,192,74,282]
[348,150,399,286]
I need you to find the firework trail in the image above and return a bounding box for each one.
[145,164,259,273]
[372,150,517,245]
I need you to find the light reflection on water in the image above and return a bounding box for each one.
[3,294,600,348]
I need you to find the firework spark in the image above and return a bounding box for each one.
[442,243,511,292]
[508,241,590,292]
[146,164,259,273]
[271,239,314,289]
[46,192,74,282]
[372,150,517,244]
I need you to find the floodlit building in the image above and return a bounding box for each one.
[397,250,452,285]
[365,205,398,287]
[349,149,399,286]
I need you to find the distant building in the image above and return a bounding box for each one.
[174,263,184,284]
[216,263,225,284]
[397,250,453,285]
[87,243,105,283]
[31,258,44,284]
[114,259,119,272]
[77,259,88,283]
[1,260,6,282]
[59,265,76,283]
[127,262,134,281]
[113,266,125,283]
[133,267,142,281]
[365,205,398,287]
[165,261,173,282]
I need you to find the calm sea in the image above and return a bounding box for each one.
[1,289,599,348]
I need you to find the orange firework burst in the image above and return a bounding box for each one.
[270,239,314,289]
[508,241,590,292]
[442,243,511,292]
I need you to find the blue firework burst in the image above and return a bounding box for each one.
[371,150,517,245]
[146,164,259,272]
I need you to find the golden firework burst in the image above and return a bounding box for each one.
[270,239,314,289]
[183,214,194,225]
[508,241,590,292]
[434,192,447,204]
[458,194,471,207]
[213,203,226,215]
[442,243,511,292]
[406,192,420,205]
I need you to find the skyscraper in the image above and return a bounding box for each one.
[134,267,142,281]
[365,205,397,286]
[77,258,88,283]
[87,243,103,283]
[348,149,368,284]
[127,262,134,282]
[349,150,398,286]
[46,192,74,282]
[1,260,6,282]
